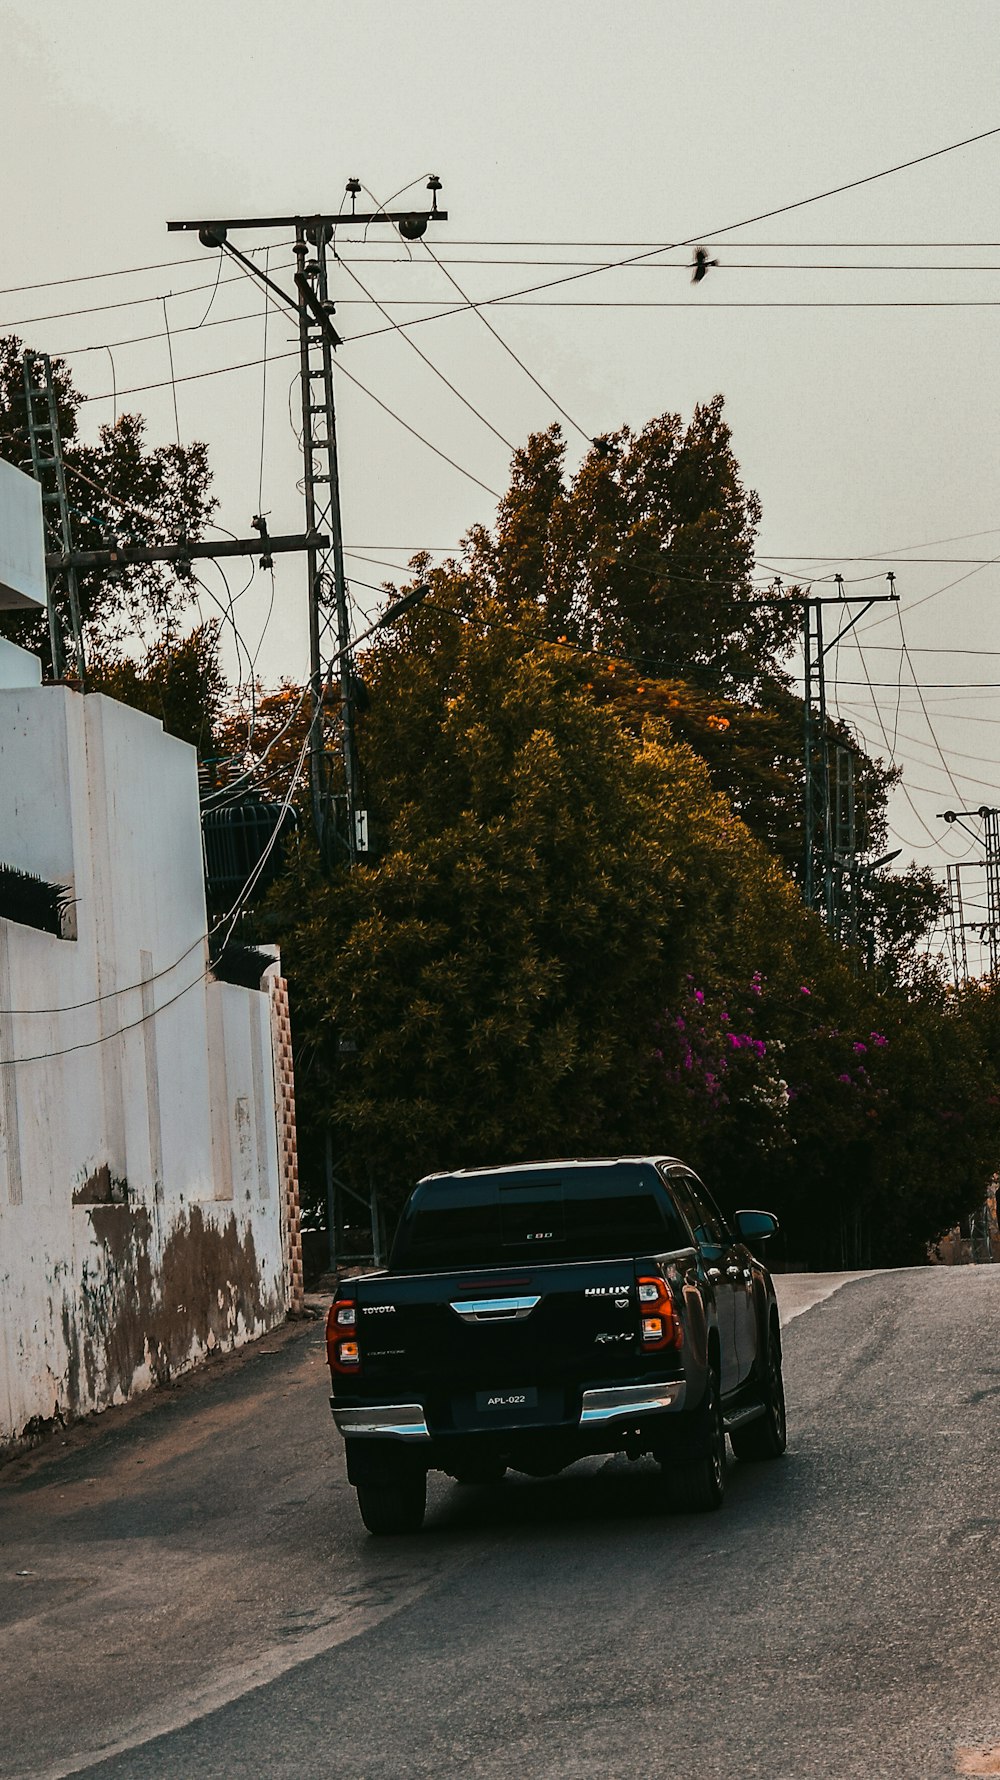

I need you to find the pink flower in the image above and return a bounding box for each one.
[853,1041,867,1055]
[693,989,705,1004]
[837,1072,852,1085]
[800,985,811,996]
[870,1032,888,1047]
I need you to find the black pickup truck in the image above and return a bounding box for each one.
[326,1156,785,1534]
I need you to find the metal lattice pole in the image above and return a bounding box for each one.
[21,350,86,681]
[295,227,359,868]
[984,808,1000,980]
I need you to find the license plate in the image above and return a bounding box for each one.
[475,1388,538,1411]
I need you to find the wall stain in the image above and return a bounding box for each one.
[72,1165,129,1207]
[66,1202,278,1414]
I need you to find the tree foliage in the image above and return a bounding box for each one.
[458,399,797,697]
[268,590,999,1267]
[0,335,216,671]
[86,622,227,754]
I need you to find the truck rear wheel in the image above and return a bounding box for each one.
[355,1471,427,1536]
[659,1368,726,1513]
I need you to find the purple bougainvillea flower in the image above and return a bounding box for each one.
[800,985,811,996]
[752,1039,767,1059]
[693,989,705,1004]
[870,1032,888,1047]
[853,1041,867,1055]
[837,1072,852,1085]
[675,1016,686,1031]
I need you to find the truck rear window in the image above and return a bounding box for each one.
[389,1164,687,1272]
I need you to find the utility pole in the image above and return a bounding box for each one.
[167,179,448,868]
[940,808,1000,978]
[21,350,87,681]
[945,862,971,986]
[801,577,901,934]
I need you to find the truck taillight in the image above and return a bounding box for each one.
[326,1300,361,1374]
[636,1276,682,1352]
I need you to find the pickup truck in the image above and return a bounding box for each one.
[326,1156,785,1535]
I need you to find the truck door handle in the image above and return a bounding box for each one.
[726,1265,742,1280]
[706,1267,723,1283]
[449,1295,541,1322]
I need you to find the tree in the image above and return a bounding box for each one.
[0,335,216,673]
[86,623,227,755]
[266,596,831,1237]
[460,399,798,698]
[258,402,990,1267]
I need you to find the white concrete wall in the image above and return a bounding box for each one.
[0,682,289,1444]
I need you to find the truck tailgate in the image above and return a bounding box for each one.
[352,1259,665,1433]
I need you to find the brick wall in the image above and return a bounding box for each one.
[268,973,303,1312]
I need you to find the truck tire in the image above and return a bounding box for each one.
[659,1367,726,1513]
[355,1471,427,1536]
[730,1317,787,1461]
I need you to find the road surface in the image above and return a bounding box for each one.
[2,1267,1000,1779]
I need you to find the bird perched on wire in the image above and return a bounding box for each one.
[691,247,719,284]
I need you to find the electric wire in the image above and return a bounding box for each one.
[337,256,516,452]
[420,239,594,445]
[839,629,944,851]
[332,357,502,499]
[8,239,1000,301]
[1,267,252,330]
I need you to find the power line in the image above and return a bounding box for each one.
[332,357,502,499]
[0,267,255,330]
[394,125,1000,320]
[337,256,516,451]
[11,240,1000,301]
[421,240,594,446]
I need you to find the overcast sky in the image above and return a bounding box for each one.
[4,1,1000,960]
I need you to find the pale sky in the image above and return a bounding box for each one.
[4,1,1000,962]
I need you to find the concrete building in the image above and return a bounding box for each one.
[0,461,301,1446]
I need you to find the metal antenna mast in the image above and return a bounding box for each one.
[168,179,448,868]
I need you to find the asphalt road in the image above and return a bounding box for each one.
[3,1267,1000,1780]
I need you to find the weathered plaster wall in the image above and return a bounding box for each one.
[0,682,290,1444]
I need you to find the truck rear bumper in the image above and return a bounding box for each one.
[579,1379,686,1422]
[332,1378,686,1439]
[332,1402,430,1439]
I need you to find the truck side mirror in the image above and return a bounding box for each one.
[734,1209,779,1244]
